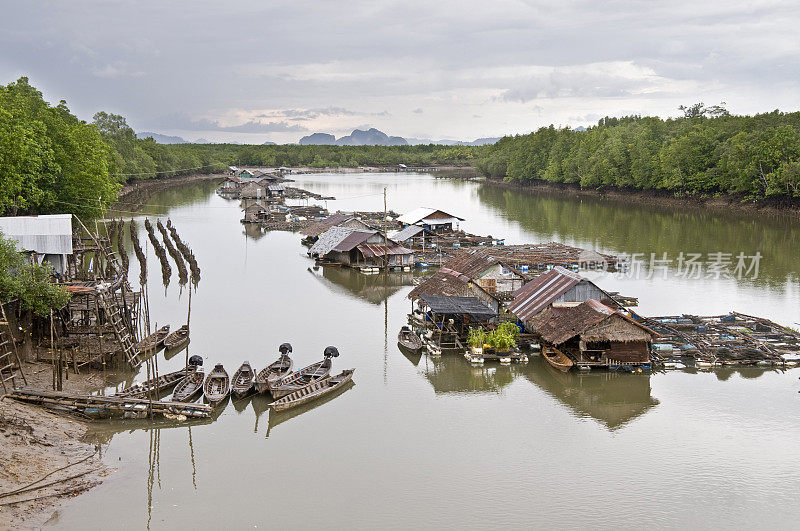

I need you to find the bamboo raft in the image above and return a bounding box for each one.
[271,369,355,412]
[8,388,212,418]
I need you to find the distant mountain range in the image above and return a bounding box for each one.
[137,131,189,144]
[299,128,500,146]
[137,128,501,146]
[299,128,407,146]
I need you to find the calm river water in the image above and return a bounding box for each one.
[53,173,800,529]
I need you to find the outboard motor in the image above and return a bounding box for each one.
[279,342,293,354]
[324,346,340,358]
[188,355,203,367]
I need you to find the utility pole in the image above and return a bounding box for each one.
[383,187,388,270]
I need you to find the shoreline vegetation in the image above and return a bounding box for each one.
[4,77,800,219]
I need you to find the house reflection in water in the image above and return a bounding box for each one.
[524,357,659,430]
[416,355,527,395]
[403,351,659,429]
[307,266,417,305]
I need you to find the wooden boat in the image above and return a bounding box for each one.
[116,367,190,398]
[268,357,333,399]
[163,324,190,351]
[271,369,355,412]
[397,326,423,353]
[542,346,574,373]
[255,354,294,394]
[203,364,230,405]
[172,368,205,402]
[231,361,256,399]
[134,325,170,352]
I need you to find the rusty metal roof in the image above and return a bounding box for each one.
[357,242,413,257]
[507,266,582,321]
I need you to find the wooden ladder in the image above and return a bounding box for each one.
[0,304,26,393]
[97,289,141,369]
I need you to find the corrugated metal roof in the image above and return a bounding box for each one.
[397,207,464,225]
[357,242,413,257]
[390,224,426,242]
[267,184,284,192]
[507,266,582,321]
[419,295,497,318]
[308,226,356,256]
[333,230,376,252]
[0,214,73,255]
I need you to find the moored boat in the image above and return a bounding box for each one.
[231,361,256,398]
[116,366,190,398]
[203,363,230,405]
[397,326,423,353]
[134,325,170,353]
[542,346,574,373]
[271,369,355,412]
[255,343,294,394]
[163,324,190,351]
[267,346,338,399]
[172,356,205,402]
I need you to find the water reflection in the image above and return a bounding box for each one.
[263,380,355,438]
[406,350,659,430]
[524,356,659,430]
[417,354,524,394]
[307,266,419,305]
[476,184,800,287]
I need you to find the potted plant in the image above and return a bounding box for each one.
[468,327,486,354]
[486,327,517,353]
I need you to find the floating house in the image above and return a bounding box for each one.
[507,266,620,323]
[242,202,268,223]
[397,207,464,232]
[308,227,413,270]
[408,250,524,312]
[239,182,271,200]
[526,299,656,368]
[0,214,73,275]
[301,213,373,243]
[219,176,241,192]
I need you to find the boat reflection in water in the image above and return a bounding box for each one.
[307,266,418,305]
[524,356,659,431]
[258,379,355,438]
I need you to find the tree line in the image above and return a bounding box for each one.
[1,77,480,219]
[476,106,800,200]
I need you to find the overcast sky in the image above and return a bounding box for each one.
[2,1,799,143]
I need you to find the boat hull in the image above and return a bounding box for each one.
[271,370,355,412]
[542,347,573,373]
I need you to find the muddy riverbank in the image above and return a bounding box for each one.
[480,177,800,218]
[116,173,226,212]
[0,362,114,529]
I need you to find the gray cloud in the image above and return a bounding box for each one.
[149,113,308,133]
[1,1,799,141]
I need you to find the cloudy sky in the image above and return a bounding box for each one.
[2,1,799,143]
